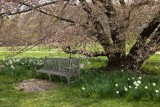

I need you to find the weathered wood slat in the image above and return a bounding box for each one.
[34,57,81,85]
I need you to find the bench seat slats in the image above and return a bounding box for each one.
[36,70,78,77]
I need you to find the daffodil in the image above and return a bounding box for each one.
[116,91,119,94]
[155,90,159,93]
[135,87,138,89]
[138,77,142,80]
[124,87,128,91]
[11,65,14,69]
[82,86,85,90]
[144,86,148,89]
[129,86,132,89]
[137,80,141,84]
[152,83,156,86]
[115,84,118,87]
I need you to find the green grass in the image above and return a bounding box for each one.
[0,51,68,60]
[1,74,160,107]
[142,54,160,74]
[0,46,160,107]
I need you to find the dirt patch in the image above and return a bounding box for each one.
[16,79,58,92]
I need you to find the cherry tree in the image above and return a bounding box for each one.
[0,0,159,72]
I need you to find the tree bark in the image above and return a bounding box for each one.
[107,52,126,69]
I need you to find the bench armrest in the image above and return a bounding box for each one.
[33,63,44,66]
[33,62,44,70]
[33,62,44,77]
[65,65,80,75]
[65,65,79,70]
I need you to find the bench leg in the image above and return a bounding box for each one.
[78,74,80,81]
[67,77,70,85]
[33,70,37,78]
[60,76,62,79]
[48,74,51,81]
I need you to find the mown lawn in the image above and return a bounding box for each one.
[0,47,160,107]
[1,75,160,107]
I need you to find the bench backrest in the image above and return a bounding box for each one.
[43,58,80,73]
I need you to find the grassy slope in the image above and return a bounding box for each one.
[0,46,160,107]
[1,75,160,107]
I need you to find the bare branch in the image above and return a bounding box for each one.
[136,11,159,44]
[131,0,152,8]
[4,23,74,60]
[119,0,126,7]
[0,1,56,16]
[128,10,160,57]
[80,1,113,46]
[129,26,160,66]
[63,46,107,57]
[0,40,9,47]
[146,26,160,49]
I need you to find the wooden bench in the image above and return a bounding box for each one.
[33,57,81,85]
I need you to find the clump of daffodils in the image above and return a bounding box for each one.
[133,80,141,87]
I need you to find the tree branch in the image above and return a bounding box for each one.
[129,10,160,55]
[0,1,56,16]
[131,0,153,8]
[63,46,107,57]
[145,26,160,52]
[119,0,126,7]
[80,1,113,47]
[0,1,85,26]
[131,26,160,66]
[127,10,160,63]
[0,40,9,47]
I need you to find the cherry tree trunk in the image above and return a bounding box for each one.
[106,53,145,72]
